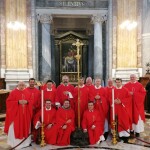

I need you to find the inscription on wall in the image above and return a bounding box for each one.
[36,0,108,8]
[56,1,86,7]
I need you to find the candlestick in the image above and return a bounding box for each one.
[112,88,115,121]
[41,90,44,123]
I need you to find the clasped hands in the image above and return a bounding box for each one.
[36,122,53,129]
[18,100,28,105]
[130,91,134,95]
[62,119,71,129]
[95,95,100,100]
[114,99,121,104]
[83,125,96,133]
[63,91,69,95]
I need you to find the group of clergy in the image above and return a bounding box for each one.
[4,74,146,149]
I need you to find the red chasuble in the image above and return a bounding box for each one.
[43,88,56,105]
[74,85,93,126]
[55,84,74,108]
[124,82,146,124]
[85,84,95,100]
[94,87,109,125]
[82,109,104,144]
[55,107,75,146]
[109,87,131,132]
[33,108,57,144]
[4,88,32,139]
[25,87,41,113]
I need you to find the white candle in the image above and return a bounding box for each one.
[112,88,115,121]
[41,90,44,123]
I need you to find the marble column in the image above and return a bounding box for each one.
[91,14,106,79]
[0,0,6,77]
[39,14,52,82]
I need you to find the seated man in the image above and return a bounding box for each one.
[82,101,105,145]
[33,99,57,145]
[56,99,75,146]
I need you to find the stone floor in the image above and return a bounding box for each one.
[0,116,150,150]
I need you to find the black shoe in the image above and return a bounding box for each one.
[104,132,109,140]
[135,133,140,137]
[119,137,129,143]
[130,131,134,138]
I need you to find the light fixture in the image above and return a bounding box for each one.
[7,21,26,30]
[120,20,137,30]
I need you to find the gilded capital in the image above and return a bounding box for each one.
[91,14,107,24]
[39,14,53,24]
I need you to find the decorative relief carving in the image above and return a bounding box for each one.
[91,14,107,24]
[39,14,53,24]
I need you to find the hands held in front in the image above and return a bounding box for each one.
[114,99,121,104]
[62,124,67,129]
[19,100,28,105]
[95,95,100,100]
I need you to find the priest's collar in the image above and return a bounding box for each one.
[62,106,70,110]
[130,81,137,84]
[47,88,52,91]
[45,107,51,111]
[89,110,94,112]
[95,85,101,89]
[79,85,85,88]
[116,86,122,89]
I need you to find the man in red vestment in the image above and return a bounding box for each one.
[55,75,74,109]
[33,100,57,145]
[55,100,75,146]
[82,101,105,145]
[4,81,32,149]
[25,78,41,114]
[25,78,41,142]
[43,80,56,106]
[85,77,95,100]
[124,74,146,137]
[74,77,93,126]
[94,78,109,139]
[109,78,131,143]
[105,79,115,100]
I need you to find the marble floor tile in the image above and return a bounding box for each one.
[0,119,150,150]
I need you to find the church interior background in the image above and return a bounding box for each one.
[0,0,150,88]
[0,0,150,149]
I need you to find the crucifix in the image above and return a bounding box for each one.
[72,39,83,128]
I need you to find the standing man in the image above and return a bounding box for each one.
[74,77,93,126]
[4,81,32,149]
[25,78,41,114]
[55,75,74,108]
[56,100,75,146]
[124,74,146,137]
[33,99,57,145]
[85,77,95,100]
[44,80,56,106]
[109,78,131,143]
[94,78,109,139]
[82,101,105,144]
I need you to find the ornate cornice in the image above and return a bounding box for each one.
[91,14,107,24]
[39,14,53,24]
